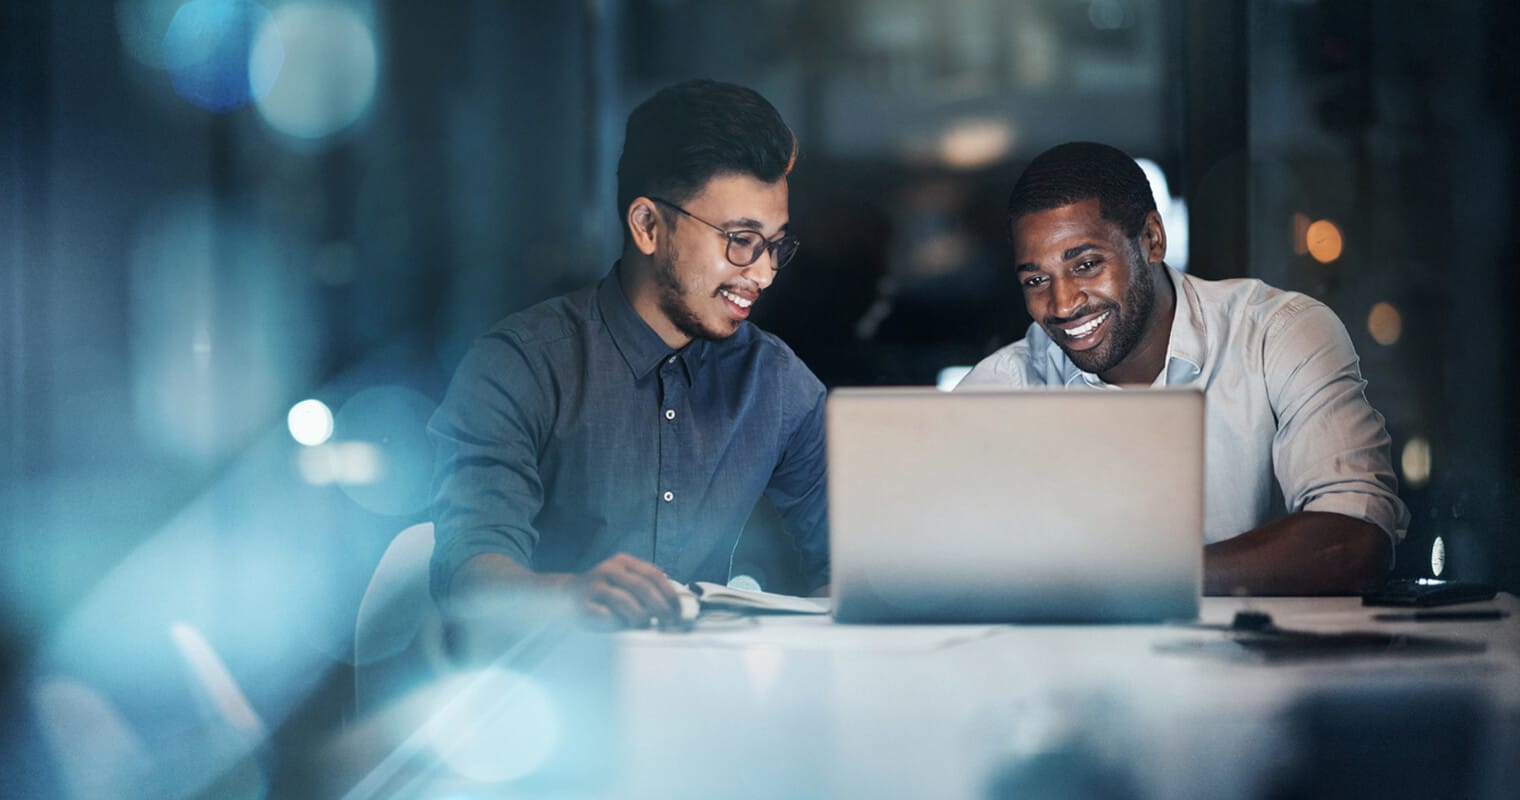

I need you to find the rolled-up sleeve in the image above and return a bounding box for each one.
[1264,300,1409,546]
[428,331,551,604]
[766,366,831,591]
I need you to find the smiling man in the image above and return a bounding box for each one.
[960,142,1408,595]
[429,80,828,629]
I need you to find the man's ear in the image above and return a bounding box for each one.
[627,197,661,256]
[1139,209,1167,264]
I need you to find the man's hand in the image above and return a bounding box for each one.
[571,553,683,630]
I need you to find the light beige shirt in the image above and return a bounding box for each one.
[960,265,1409,547]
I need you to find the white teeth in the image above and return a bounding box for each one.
[720,290,753,309]
[1064,311,1110,338]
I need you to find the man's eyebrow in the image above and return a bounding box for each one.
[1016,242,1098,273]
[723,217,789,236]
[1062,243,1099,260]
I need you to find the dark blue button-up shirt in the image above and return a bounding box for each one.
[429,266,830,601]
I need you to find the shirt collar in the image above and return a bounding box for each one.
[1041,264,1204,389]
[1162,265,1207,383]
[597,262,711,381]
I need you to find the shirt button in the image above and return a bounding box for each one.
[662,491,674,502]
[667,356,677,365]
[664,409,676,421]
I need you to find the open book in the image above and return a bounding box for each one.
[670,580,829,621]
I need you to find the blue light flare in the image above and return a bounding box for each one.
[161,0,282,113]
[425,668,563,783]
[331,386,436,517]
[253,3,379,142]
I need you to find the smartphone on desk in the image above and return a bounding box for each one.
[1362,578,1497,607]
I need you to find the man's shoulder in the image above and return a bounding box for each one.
[485,283,600,349]
[1183,271,1328,327]
[721,323,823,389]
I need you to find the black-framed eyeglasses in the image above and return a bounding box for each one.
[649,197,800,270]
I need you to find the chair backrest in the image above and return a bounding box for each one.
[353,522,447,715]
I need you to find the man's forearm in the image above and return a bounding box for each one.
[449,552,573,617]
[1204,511,1390,596]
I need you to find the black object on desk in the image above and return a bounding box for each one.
[1362,578,1498,607]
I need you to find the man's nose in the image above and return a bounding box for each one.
[1050,276,1086,319]
[743,251,777,290]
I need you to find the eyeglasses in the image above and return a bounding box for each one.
[649,197,800,270]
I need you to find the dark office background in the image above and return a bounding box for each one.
[3,0,1517,796]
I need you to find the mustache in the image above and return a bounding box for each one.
[1043,303,1114,328]
[715,282,761,298]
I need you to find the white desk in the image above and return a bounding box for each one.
[345,594,1519,799]
[608,595,1520,799]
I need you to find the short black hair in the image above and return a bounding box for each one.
[1007,142,1155,238]
[616,79,797,228]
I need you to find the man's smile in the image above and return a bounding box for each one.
[719,287,756,317]
[1051,309,1111,350]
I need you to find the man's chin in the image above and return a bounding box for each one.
[1059,344,1116,376]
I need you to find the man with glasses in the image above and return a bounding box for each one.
[429,80,825,630]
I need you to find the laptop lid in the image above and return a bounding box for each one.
[827,387,1203,623]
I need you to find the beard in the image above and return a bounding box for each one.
[1052,249,1156,377]
[652,244,739,342]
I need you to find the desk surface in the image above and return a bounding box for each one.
[607,594,1520,800]
[370,595,1520,799]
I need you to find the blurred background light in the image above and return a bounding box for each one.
[426,668,561,784]
[1087,0,1132,31]
[1134,158,1172,215]
[936,119,1014,170]
[128,194,318,462]
[252,3,378,142]
[1402,436,1433,489]
[1291,212,1310,256]
[1306,218,1344,263]
[116,0,190,69]
[296,441,382,486]
[1367,301,1403,346]
[1136,157,1188,270]
[161,0,280,112]
[1432,536,1447,577]
[286,399,334,446]
[331,386,435,516]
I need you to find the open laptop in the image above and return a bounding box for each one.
[827,387,1203,623]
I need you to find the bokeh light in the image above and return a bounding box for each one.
[1367,301,1403,346]
[128,194,318,462]
[161,0,281,112]
[728,574,763,592]
[1087,0,1132,30]
[1134,158,1172,216]
[286,399,334,446]
[252,3,378,141]
[116,0,189,69]
[297,441,382,486]
[332,386,435,516]
[937,119,1014,170]
[1401,436,1432,489]
[1136,157,1188,270]
[426,668,561,784]
[1306,218,1343,263]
